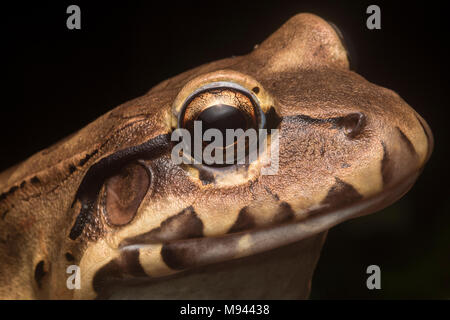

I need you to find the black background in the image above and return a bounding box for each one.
[3,1,449,299]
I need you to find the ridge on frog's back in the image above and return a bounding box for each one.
[0,13,433,299]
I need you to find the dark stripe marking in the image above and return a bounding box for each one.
[34,260,47,289]
[415,114,433,160]
[92,249,147,294]
[263,185,280,201]
[198,169,215,185]
[161,243,193,271]
[69,165,77,174]
[273,201,295,223]
[69,134,170,241]
[1,209,9,220]
[265,106,282,130]
[120,206,204,246]
[320,177,363,208]
[1,176,43,202]
[78,150,99,167]
[381,141,393,185]
[0,185,19,202]
[161,233,240,270]
[65,252,75,262]
[228,201,294,234]
[396,127,417,156]
[228,207,255,233]
[31,176,40,184]
[416,115,430,142]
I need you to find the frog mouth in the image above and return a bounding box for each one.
[116,170,420,277]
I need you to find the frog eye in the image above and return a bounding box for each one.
[100,162,150,226]
[177,82,265,165]
[179,82,264,137]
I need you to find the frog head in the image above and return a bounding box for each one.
[0,13,432,299]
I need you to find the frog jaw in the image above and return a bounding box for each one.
[87,167,420,299]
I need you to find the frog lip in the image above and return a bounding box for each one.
[119,171,420,272]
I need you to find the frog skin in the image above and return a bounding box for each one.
[0,13,433,299]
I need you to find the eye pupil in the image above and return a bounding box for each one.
[177,83,266,167]
[197,104,248,137]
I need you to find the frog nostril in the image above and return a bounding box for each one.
[337,112,366,138]
[34,260,47,289]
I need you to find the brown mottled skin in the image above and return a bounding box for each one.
[0,13,433,299]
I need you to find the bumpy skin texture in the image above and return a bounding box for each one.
[0,13,432,299]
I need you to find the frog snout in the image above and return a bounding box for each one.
[378,112,433,188]
[414,113,434,164]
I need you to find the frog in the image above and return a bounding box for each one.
[0,13,433,299]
